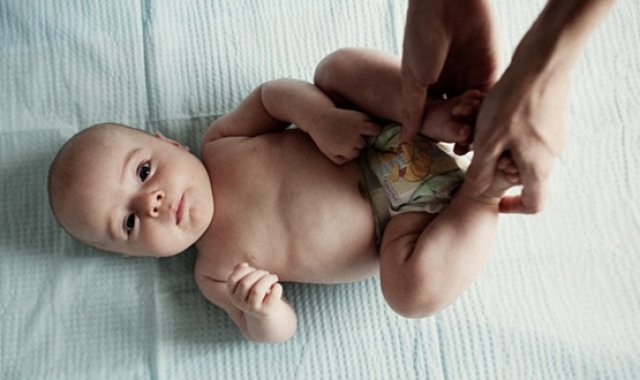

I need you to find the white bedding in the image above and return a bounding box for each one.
[1,0,639,378]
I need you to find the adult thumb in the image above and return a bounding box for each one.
[465,150,498,196]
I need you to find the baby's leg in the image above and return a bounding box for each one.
[314,48,476,145]
[378,164,518,318]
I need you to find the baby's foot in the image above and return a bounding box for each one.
[480,153,521,200]
[420,89,484,148]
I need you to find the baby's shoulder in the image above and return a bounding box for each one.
[199,135,253,173]
[194,244,231,283]
[200,134,249,156]
[194,224,250,282]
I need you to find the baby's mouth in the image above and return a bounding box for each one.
[172,194,184,225]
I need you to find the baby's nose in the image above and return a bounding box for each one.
[140,190,165,217]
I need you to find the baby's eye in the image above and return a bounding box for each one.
[139,162,151,182]
[125,214,136,233]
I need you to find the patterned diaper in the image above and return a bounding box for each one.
[361,124,468,242]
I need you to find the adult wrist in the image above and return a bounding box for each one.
[458,182,501,207]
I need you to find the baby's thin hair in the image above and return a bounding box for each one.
[47,122,144,235]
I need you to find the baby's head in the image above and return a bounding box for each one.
[48,123,214,257]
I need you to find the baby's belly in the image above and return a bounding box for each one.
[275,163,379,283]
[262,134,379,283]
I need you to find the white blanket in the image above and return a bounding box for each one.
[1,0,639,378]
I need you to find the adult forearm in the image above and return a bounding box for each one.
[406,0,443,14]
[512,0,616,76]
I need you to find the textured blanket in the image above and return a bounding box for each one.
[1,0,638,378]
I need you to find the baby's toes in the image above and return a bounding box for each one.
[421,99,473,143]
[453,89,484,114]
[496,156,520,184]
[497,155,510,168]
[452,98,481,120]
[497,153,520,173]
[504,172,521,184]
[503,164,519,175]
[461,89,485,100]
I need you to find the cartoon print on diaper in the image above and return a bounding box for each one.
[366,124,467,214]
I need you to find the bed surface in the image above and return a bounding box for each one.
[1,0,639,378]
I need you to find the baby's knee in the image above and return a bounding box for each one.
[314,48,362,89]
[381,278,446,319]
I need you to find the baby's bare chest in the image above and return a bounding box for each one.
[197,132,379,283]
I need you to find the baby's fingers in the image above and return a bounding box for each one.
[328,145,361,166]
[232,269,267,297]
[329,152,354,166]
[263,283,283,309]
[359,122,381,138]
[246,273,280,306]
[227,263,253,289]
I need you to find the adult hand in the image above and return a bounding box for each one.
[401,0,499,146]
[465,60,570,214]
[463,0,616,214]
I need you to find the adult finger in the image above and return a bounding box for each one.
[499,187,547,214]
[465,145,503,196]
[500,176,547,214]
[506,146,551,214]
[497,195,524,213]
[400,76,428,142]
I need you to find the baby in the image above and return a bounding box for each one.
[49,48,519,343]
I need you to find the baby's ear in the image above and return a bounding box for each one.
[155,132,190,152]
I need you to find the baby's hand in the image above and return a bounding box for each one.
[227,263,283,319]
[310,108,381,165]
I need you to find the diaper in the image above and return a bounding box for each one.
[361,124,468,243]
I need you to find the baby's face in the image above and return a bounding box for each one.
[56,127,214,257]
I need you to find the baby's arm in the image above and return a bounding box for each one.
[203,81,292,142]
[204,78,380,164]
[196,264,297,343]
